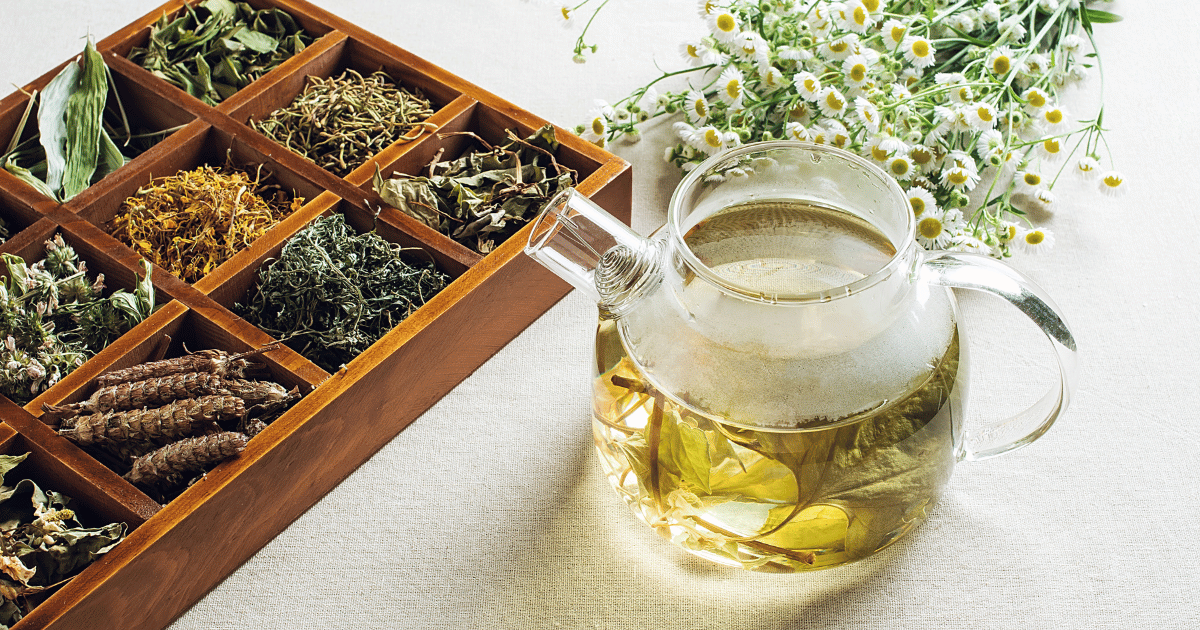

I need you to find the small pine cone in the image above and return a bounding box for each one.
[124,432,248,491]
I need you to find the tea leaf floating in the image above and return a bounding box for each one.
[251,69,437,177]
[129,0,313,106]
[236,214,451,372]
[373,125,577,254]
[0,452,127,629]
[108,163,304,284]
[0,235,155,406]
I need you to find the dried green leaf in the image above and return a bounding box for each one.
[232,28,279,54]
[57,42,108,201]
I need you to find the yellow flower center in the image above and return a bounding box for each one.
[910,196,926,216]
[911,147,932,165]
[849,63,867,82]
[1024,230,1045,245]
[825,91,845,111]
[790,102,809,119]
[716,14,736,33]
[591,117,605,135]
[561,7,571,20]
[811,131,827,144]
[890,26,906,43]
[803,78,819,93]
[976,106,994,122]
[704,129,722,148]
[906,75,920,90]
[918,217,944,239]
[911,40,930,58]
[1103,174,1124,188]
[1043,138,1061,154]
[957,86,972,102]
[992,55,1011,75]
[890,159,911,177]
[703,1,716,14]
[871,145,890,161]
[1044,109,1064,124]
[686,44,700,58]
[693,99,709,117]
[742,43,757,55]
[830,41,849,54]
[853,7,868,26]
[1023,172,1041,186]
[1001,225,1017,241]
[863,0,881,11]
[1028,91,1046,108]
[947,170,968,185]
[833,132,848,148]
[726,80,742,99]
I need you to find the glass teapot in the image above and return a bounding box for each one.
[525,142,1077,572]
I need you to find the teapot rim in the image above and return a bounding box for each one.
[666,140,917,305]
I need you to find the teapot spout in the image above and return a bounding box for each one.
[526,188,662,317]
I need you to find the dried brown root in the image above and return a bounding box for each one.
[94,343,281,388]
[124,432,248,492]
[60,395,246,449]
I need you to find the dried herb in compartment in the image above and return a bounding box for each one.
[0,235,155,406]
[108,163,304,284]
[251,69,436,177]
[129,0,313,106]
[0,453,127,629]
[373,125,577,254]
[51,344,301,503]
[236,214,451,372]
[2,42,175,202]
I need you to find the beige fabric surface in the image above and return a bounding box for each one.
[2,1,1196,628]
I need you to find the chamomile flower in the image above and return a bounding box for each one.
[975,129,1006,160]
[1061,33,1084,53]
[842,54,873,88]
[696,0,718,18]
[915,207,953,248]
[817,86,849,118]
[933,105,971,135]
[996,220,1020,243]
[760,66,787,93]
[853,97,881,133]
[1098,171,1127,197]
[693,125,725,154]
[1015,169,1045,193]
[684,90,710,124]
[717,66,746,106]
[735,31,771,65]
[981,2,1002,23]
[909,144,938,173]
[1074,156,1100,180]
[949,230,993,255]
[967,102,999,130]
[1035,188,1055,205]
[1039,106,1068,131]
[794,71,823,101]
[837,0,875,34]
[1015,227,1055,254]
[888,154,915,180]
[559,6,575,28]
[785,121,811,141]
[949,84,974,105]
[1022,87,1050,113]
[867,134,895,162]
[825,119,851,148]
[902,35,937,69]
[776,45,813,64]
[942,164,981,191]
[821,34,860,61]
[788,100,813,125]
[907,186,938,218]
[999,15,1027,42]
[581,102,613,144]
[680,40,706,65]
[808,125,829,145]
[1037,136,1064,161]
[987,47,1015,77]
[883,19,907,46]
[709,11,740,43]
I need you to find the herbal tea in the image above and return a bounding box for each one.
[590,199,965,571]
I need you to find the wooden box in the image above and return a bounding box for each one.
[0,1,630,628]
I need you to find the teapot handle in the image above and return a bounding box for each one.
[921,251,1079,461]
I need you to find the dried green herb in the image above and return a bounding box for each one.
[236,214,451,372]
[1,42,172,203]
[129,0,313,106]
[0,453,126,629]
[108,163,304,283]
[0,235,155,406]
[373,125,577,254]
[251,69,436,177]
